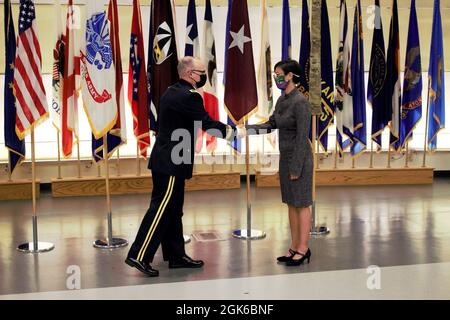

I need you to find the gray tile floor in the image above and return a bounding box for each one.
[1,178,450,296]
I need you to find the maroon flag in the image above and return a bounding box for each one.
[224,0,258,124]
[128,0,150,158]
[148,0,179,131]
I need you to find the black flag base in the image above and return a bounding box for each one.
[93,212,128,249]
[310,201,331,236]
[17,216,55,253]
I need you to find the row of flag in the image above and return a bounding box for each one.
[2,0,446,176]
[2,0,258,174]
[306,0,445,157]
[282,0,445,157]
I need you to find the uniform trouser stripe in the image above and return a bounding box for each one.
[137,176,175,261]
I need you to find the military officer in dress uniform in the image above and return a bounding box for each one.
[125,57,244,277]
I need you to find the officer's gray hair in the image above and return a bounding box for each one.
[177,56,196,77]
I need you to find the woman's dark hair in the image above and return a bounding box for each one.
[274,59,302,84]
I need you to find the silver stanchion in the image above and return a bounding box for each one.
[18,128,55,253]
[309,115,330,236]
[232,131,266,240]
[310,201,330,236]
[93,136,128,249]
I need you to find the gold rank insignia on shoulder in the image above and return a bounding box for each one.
[189,89,201,95]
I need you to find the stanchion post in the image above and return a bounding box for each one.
[232,123,266,240]
[93,135,127,249]
[17,127,55,253]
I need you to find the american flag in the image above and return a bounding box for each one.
[130,35,142,101]
[128,0,150,158]
[14,0,48,138]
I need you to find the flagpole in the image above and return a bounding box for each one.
[117,148,121,176]
[228,145,234,173]
[316,117,320,170]
[232,121,266,240]
[310,115,329,235]
[136,142,141,176]
[97,161,101,178]
[422,100,429,168]
[76,139,81,178]
[56,130,62,179]
[211,151,216,173]
[404,143,409,168]
[370,140,374,169]
[7,153,12,182]
[18,126,54,253]
[93,135,128,249]
[334,137,338,169]
[387,144,392,168]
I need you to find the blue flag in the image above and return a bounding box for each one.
[335,0,352,157]
[281,0,292,60]
[185,0,199,57]
[224,0,240,153]
[386,0,402,151]
[368,0,388,150]
[350,0,366,156]
[399,0,422,150]
[4,0,25,173]
[298,0,310,99]
[427,0,445,152]
[317,0,335,153]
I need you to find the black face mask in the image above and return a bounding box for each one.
[195,74,207,88]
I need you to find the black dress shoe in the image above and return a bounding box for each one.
[125,257,159,277]
[277,248,296,262]
[169,255,204,269]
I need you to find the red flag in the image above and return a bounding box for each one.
[14,0,48,138]
[201,0,220,153]
[61,0,79,158]
[224,0,258,124]
[128,0,150,158]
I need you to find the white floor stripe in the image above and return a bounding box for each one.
[1,262,449,300]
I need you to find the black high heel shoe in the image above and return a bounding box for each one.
[277,248,296,262]
[285,249,311,266]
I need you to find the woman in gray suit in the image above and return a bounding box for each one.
[246,60,313,266]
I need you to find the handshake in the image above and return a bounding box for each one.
[236,125,247,139]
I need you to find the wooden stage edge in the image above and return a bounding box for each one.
[256,167,435,188]
[51,171,241,198]
[0,180,41,201]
